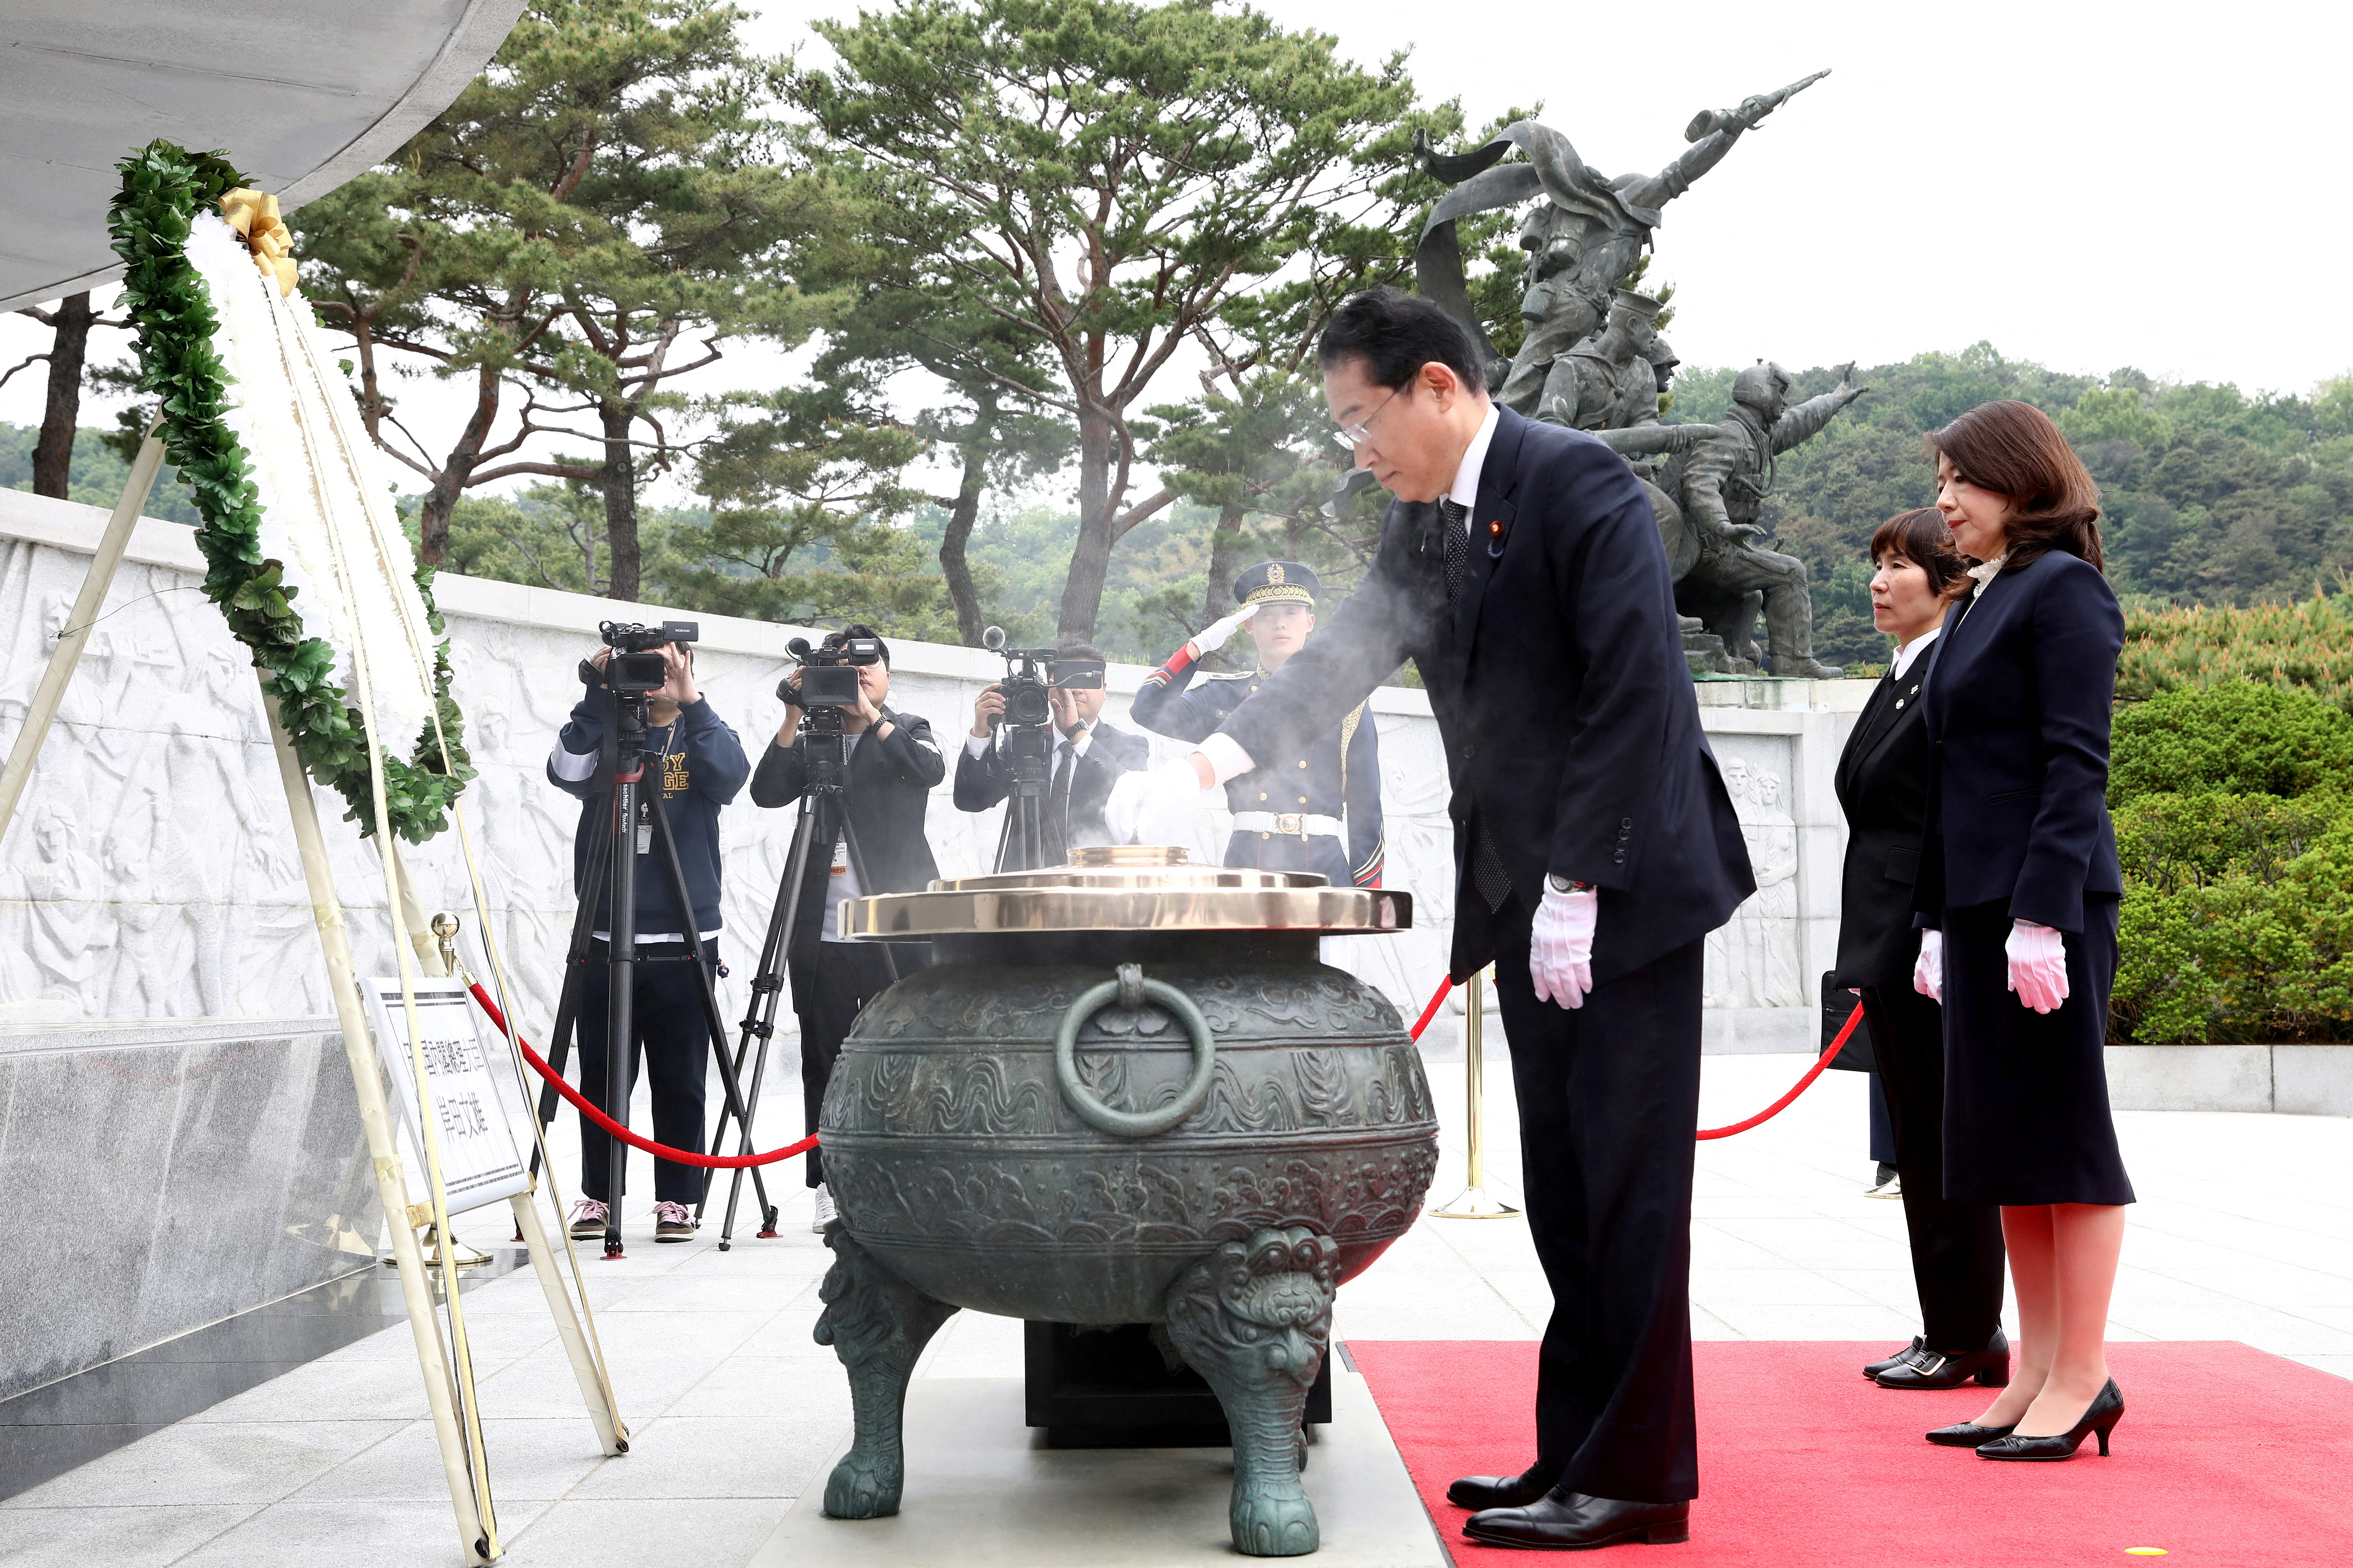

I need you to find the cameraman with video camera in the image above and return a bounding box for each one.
[749,625,945,1231]
[955,639,1146,864]
[548,631,749,1244]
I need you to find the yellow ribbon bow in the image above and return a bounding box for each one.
[219,188,298,296]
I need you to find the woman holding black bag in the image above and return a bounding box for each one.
[1914,401,2132,1463]
[1832,509,2009,1393]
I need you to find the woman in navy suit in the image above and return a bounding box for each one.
[1912,401,2130,1462]
[1834,509,2009,1394]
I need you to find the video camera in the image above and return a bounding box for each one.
[980,626,1106,730]
[782,632,884,711]
[591,620,699,696]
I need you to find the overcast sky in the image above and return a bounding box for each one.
[6,0,2346,500]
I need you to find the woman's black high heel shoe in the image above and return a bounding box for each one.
[1975,1379,2123,1460]
[1926,1420,2015,1448]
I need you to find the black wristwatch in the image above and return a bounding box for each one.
[1546,874,1594,894]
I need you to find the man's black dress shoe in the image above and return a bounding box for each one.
[1925,1420,2015,1447]
[1447,1463,1562,1511]
[1863,1337,1927,1380]
[1875,1329,2010,1390]
[1976,1378,2123,1461]
[1462,1490,1690,1550]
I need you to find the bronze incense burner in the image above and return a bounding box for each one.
[813,846,1437,1556]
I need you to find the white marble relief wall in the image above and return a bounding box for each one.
[1703,739,1807,1012]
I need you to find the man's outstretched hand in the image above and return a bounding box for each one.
[1105,759,1209,846]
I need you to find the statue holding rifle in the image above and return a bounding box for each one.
[1413,71,1829,415]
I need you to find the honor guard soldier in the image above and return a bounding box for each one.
[1131,561,1383,888]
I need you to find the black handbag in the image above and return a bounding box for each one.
[1820,971,1876,1072]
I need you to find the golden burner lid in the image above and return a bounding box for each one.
[840,846,1412,938]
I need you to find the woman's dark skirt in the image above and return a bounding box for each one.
[1940,896,2134,1207]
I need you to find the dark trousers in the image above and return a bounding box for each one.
[576,938,715,1206]
[1867,1074,1898,1166]
[1859,983,2006,1352]
[790,940,901,1189]
[1494,908,1705,1506]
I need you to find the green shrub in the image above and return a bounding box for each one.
[2110,790,2353,1042]
[2108,681,2353,807]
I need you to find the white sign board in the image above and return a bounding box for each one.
[365,978,531,1214]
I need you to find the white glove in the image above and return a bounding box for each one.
[1189,602,1259,657]
[1105,759,1207,846]
[2006,919,2070,1014]
[1530,884,1598,1011]
[1913,929,1943,1003]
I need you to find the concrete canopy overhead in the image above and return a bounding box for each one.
[0,0,525,313]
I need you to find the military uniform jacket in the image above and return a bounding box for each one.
[1213,406,1753,983]
[1132,660,1384,888]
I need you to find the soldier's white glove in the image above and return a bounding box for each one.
[1189,603,1259,658]
[2007,920,2070,1014]
[1912,929,1943,1003]
[1530,885,1598,1011]
[1105,760,1207,846]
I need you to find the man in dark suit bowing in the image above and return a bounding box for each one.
[955,640,1149,862]
[1110,288,1753,1551]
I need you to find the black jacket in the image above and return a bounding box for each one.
[953,719,1149,860]
[749,706,946,955]
[1216,406,1754,982]
[1917,550,2124,931]
[1831,655,1935,988]
[548,691,750,937]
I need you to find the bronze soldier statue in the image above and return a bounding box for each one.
[1538,289,1668,433]
[1413,71,1828,414]
[1670,361,1866,677]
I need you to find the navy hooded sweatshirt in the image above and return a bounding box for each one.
[547,679,750,940]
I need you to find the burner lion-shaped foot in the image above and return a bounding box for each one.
[1164,1226,1339,1557]
[814,1224,958,1519]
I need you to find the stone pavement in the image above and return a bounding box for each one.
[5,1055,2347,1567]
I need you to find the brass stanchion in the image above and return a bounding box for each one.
[1431,965,1521,1220]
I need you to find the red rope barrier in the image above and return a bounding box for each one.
[466,981,817,1169]
[1407,974,1455,1041]
[1695,1000,1863,1140]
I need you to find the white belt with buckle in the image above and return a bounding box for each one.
[1230,811,1343,838]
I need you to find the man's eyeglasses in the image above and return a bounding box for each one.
[1329,386,1403,450]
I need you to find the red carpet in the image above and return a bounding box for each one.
[1348,1340,2353,1566]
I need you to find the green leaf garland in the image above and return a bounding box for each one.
[107,139,471,841]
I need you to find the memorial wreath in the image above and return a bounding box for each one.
[106,138,471,841]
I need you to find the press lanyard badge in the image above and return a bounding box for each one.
[635,801,651,856]
[830,836,849,875]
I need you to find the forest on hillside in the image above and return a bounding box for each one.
[1661,346,2353,667]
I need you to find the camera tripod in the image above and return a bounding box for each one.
[701,701,901,1249]
[990,716,1061,874]
[528,684,775,1258]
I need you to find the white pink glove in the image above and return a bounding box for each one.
[1530,884,1598,1010]
[2006,919,2070,1013]
[1104,759,1207,846]
[1189,602,1259,658]
[1912,929,1943,1003]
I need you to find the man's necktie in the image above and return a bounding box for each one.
[1436,497,1511,910]
[1049,738,1077,834]
[1439,497,1470,602]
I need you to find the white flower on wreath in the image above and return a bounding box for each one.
[184,212,440,752]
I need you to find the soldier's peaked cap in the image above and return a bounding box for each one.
[1235,561,1320,606]
[1610,289,1666,320]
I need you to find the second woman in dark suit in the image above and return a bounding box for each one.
[1913,401,2132,1462]
[1834,509,2009,1393]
